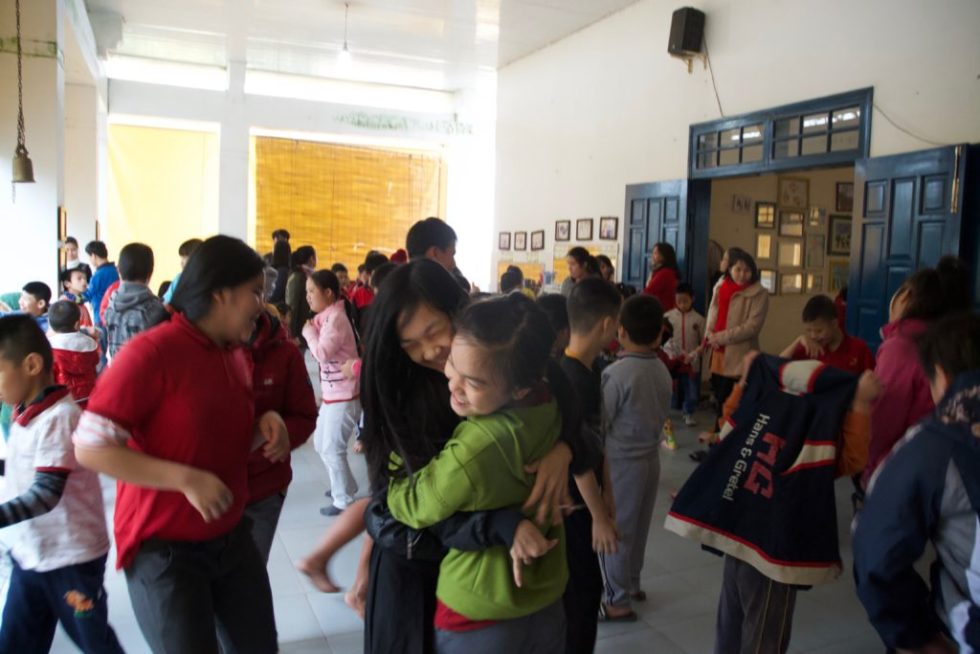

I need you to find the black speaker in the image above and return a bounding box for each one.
[668,7,705,56]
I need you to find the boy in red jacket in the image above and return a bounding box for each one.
[46,301,99,408]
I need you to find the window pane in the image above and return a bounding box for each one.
[802,134,828,155]
[775,118,799,139]
[742,145,763,163]
[742,124,763,144]
[832,106,861,130]
[721,128,741,146]
[802,112,829,134]
[831,130,860,151]
[719,148,740,166]
[697,150,717,169]
[698,132,718,149]
[773,139,798,159]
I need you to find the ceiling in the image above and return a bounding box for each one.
[82,0,640,91]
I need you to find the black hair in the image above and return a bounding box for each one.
[802,295,838,323]
[272,229,291,241]
[309,269,341,297]
[22,282,52,307]
[726,247,760,284]
[900,256,971,322]
[675,282,694,297]
[567,247,590,264]
[170,236,266,321]
[455,293,580,442]
[65,236,78,247]
[290,246,317,272]
[653,242,679,272]
[60,267,89,286]
[500,269,523,294]
[85,240,108,259]
[48,300,81,333]
[537,294,569,336]
[270,240,291,269]
[567,277,621,333]
[357,264,366,274]
[361,259,469,489]
[364,252,390,274]
[918,312,980,384]
[370,262,398,291]
[620,294,665,346]
[406,217,457,259]
[0,314,52,372]
[157,281,171,298]
[596,254,615,281]
[331,262,349,275]
[118,242,155,282]
[178,238,204,258]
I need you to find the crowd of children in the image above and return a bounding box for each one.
[0,221,977,654]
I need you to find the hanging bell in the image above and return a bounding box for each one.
[12,144,34,183]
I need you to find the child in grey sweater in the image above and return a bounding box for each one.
[599,295,673,621]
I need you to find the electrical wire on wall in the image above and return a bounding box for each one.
[872,103,950,147]
[702,36,725,118]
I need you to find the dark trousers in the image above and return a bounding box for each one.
[672,372,701,415]
[435,600,566,654]
[243,492,286,564]
[0,554,123,654]
[125,520,278,654]
[715,556,796,654]
[562,508,602,654]
[710,374,738,426]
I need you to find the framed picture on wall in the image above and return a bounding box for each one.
[755,233,773,263]
[755,202,776,229]
[781,272,804,294]
[808,207,827,230]
[778,177,809,209]
[779,210,805,237]
[576,218,594,241]
[829,258,849,293]
[805,234,826,268]
[759,269,777,294]
[599,217,619,240]
[828,215,852,255]
[530,230,545,251]
[836,182,854,213]
[732,194,752,214]
[777,239,803,267]
[514,231,527,251]
[555,220,571,242]
[807,273,823,293]
[498,232,511,250]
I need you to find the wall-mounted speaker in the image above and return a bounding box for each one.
[668,7,705,56]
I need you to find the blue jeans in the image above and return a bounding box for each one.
[0,553,124,654]
[672,372,701,415]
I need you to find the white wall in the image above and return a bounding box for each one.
[493,0,980,285]
[64,82,103,249]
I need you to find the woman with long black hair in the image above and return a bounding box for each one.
[642,242,679,311]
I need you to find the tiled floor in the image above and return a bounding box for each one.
[30,409,883,654]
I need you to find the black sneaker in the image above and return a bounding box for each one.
[320,506,343,517]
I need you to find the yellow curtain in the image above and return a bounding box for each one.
[253,136,446,270]
[106,124,219,286]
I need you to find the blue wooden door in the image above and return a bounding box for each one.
[623,180,688,291]
[849,145,967,350]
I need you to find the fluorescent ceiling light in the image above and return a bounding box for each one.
[105,54,228,91]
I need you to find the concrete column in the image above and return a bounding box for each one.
[0,0,65,292]
[217,59,249,241]
[64,82,99,248]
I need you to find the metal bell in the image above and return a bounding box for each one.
[12,145,34,183]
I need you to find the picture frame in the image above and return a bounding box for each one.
[755,202,776,229]
[58,207,68,269]
[732,194,752,214]
[576,218,594,241]
[755,233,773,263]
[835,182,854,213]
[599,216,619,240]
[498,232,511,251]
[806,273,823,293]
[777,239,803,268]
[805,234,826,268]
[778,177,809,209]
[514,231,527,251]
[808,207,827,230]
[530,230,545,251]
[829,258,849,293]
[779,210,805,237]
[555,220,571,242]
[759,269,777,295]
[828,214,852,255]
[781,272,804,295]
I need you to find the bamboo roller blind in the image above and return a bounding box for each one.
[254,136,447,269]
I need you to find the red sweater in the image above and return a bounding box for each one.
[49,331,100,406]
[246,313,318,503]
[84,312,256,569]
[643,267,678,312]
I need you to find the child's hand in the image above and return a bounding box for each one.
[341,358,358,380]
[524,442,573,526]
[257,411,290,462]
[180,468,233,523]
[592,514,619,554]
[854,371,882,408]
[510,520,559,588]
[799,335,825,358]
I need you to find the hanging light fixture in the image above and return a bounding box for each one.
[337,3,352,66]
[12,0,35,184]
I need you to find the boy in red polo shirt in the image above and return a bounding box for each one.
[779,295,875,375]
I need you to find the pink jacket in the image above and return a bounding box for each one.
[863,318,935,483]
[302,301,360,403]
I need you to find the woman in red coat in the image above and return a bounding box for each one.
[643,242,679,311]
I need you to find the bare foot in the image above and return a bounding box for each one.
[345,583,367,619]
[296,557,340,593]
